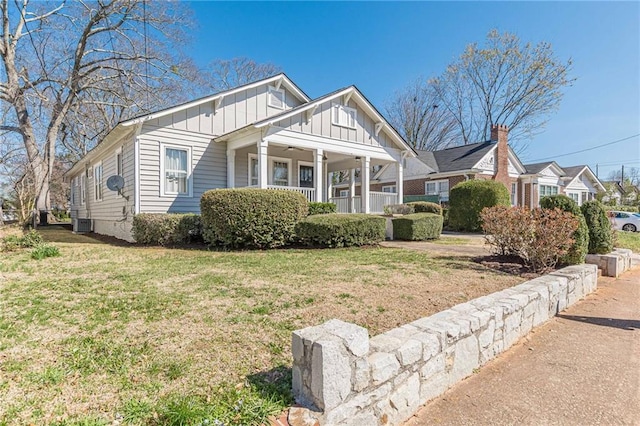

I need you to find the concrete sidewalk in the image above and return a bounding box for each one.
[405,267,640,426]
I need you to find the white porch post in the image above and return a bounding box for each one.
[327,171,333,203]
[361,156,370,214]
[226,149,235,188]
[349,168,356,213]
[315,148,324,202]
[258,139,268,189]
[396,158,404,205]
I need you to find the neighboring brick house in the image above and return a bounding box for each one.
[368,125,526,205]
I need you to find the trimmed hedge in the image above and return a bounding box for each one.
[540,195,589,265]
[133,213,202,245]
[308,202,337,215]
[295,214,386,247]
[201,188,308,249]
[392,213,443,241]
[383,204,415,215]
[448,180,511,232]
[407,201,442,215]
[581,200,614,254]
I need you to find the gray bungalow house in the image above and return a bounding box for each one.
[65,74,416,241]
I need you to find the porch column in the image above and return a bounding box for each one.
[315,148,324,202]
[327,171,333,203]
[361,156,370,214]
[349,168,356,213]
[396,159,404,205]
[226,149,235,188]
[258,139,268,189]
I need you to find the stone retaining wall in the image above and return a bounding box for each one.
[585,248,633,277]
[291,264,598,426]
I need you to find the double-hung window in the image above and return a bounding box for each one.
[162,145,191,196]
[332,103,357,129]
[93,163,103,201]
[539,185,559,198]
[425,180,449,201]
[271,160,290,186]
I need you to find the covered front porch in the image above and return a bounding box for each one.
[223,128,407,214]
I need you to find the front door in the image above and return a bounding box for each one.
[299,164,314,188]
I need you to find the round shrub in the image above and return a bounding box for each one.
[295,214,386,247]
[407,201,442,215]
[200,188,308,249]
[581,200,614,254]
[448,180,510,232]
[540,195,588,264]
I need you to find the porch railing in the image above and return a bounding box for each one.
[267,185,316,202]
[370,192,397,213]
[329,192,396,214]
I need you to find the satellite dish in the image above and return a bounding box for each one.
[106,175,125,192]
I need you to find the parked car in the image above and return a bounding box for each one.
[608,211,640,232]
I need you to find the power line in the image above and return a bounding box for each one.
[528,133,640,162]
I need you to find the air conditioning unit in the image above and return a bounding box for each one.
[75,218,92,233]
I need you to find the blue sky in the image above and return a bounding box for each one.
[187,1,639,179]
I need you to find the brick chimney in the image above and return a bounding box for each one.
[491,124,511,191]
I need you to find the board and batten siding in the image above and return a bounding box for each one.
[272,98,395,149]
[142,85,304,137]
[138,126,226,213]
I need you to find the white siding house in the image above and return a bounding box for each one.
[66,74,416,241]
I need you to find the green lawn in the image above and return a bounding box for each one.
[0,226,521,425]
[615,230,640,253]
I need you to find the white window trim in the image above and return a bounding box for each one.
[331,103,357,129]
[268,85,285,109]
[539,184,559,199]
[160,143,193,197]
[298,161,314,189]
[71,177,76,206]
[248,153,258,187]
[248,154,293,187]
[425,179,449,201]
[93,162,103,202]
[269,156,293,187]
[382,185,397,193]
[80,174,86,205]
[339,189,349,197]
[511,182,518,206]
[115,147,123,198]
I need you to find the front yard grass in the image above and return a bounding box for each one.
[615,230,640,253]
[0,226,522,425]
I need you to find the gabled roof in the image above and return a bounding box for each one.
[121,73,310,127]
[522,161,565,176]
[253,85,417,156]
[424,141,494,173]
[66,73,311,177]
[561,165,588,180]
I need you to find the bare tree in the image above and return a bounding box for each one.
[207,57,281,91]
[0,0,198,210]
[432,30,574,151]
[385,78,459,151]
